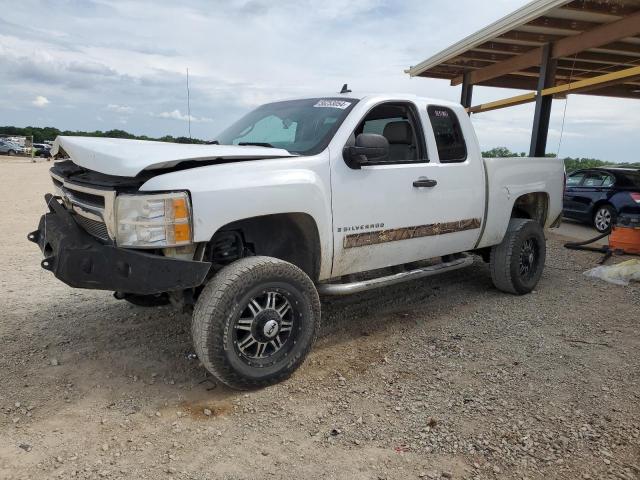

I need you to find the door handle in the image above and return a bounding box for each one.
[413,177,437,188]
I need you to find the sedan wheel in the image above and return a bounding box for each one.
[593,205,615,233]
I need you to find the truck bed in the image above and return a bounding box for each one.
[477,156,565,249]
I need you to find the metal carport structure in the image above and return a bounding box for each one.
[406,0,640,156]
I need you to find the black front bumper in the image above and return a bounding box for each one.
[28,194,211,295]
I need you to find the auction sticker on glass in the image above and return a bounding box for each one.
[313,100,352,109]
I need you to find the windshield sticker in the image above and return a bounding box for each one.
[314,100,352,109]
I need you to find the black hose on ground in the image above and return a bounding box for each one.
[564,231,610,252]
[563,230,640,264]
[564,231,612,264]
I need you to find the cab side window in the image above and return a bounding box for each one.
[427,106,467,163]
[352,102,426,164]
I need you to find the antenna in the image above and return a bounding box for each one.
[340,83,352,94]
[186,68,192,139]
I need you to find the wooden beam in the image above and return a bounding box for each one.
[451,48,543,85]
[567,50,640,66]
[552,11,640,57]
[580,84,640,99]
[497,30,563,45]
[467,65,640,114]
[525,16,600,33]
[473,42,538,55]
[451,11,640,86]
[453,51,514,64]
[467,92,537,114]
[560,1,639,17]
[498,30,640,56]
[541,65,640,95]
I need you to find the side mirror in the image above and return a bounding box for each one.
[343,133,389,168]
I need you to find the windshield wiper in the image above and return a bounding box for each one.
[238,142,275,148]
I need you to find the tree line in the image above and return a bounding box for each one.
[0,126,208,145]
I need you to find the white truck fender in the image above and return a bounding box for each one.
[139,154,334,280]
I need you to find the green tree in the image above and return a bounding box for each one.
[482,147,517,157]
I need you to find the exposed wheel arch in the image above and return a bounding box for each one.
[510,192,549,227]
[206,213,322,281]
[590,199,615,217]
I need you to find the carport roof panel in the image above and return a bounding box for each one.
[407,0,640,98]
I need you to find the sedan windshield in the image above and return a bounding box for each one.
[216,98,358,155]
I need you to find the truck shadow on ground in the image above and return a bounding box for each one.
[319,261,491,341]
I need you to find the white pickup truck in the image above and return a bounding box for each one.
[30,93,564,389]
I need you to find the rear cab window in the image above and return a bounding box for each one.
[427,106,467,163]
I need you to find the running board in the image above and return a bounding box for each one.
[317,254,474,296]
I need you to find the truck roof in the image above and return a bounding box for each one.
[277,92,463,110]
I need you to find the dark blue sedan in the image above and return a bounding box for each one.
[563,168,640,232]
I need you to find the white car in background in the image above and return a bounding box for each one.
[0,140,26,155]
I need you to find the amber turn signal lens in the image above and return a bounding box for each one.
[173,223,191,243]
[172,197,189,220]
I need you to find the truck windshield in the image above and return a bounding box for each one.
[215,98,358,155]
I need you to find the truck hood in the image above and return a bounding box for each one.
[51,136,296,177]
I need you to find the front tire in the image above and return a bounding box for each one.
[192,256,320,390]
[490,219,546,295]
[593,204,615,233]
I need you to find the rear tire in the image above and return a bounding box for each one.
[490,219,546,295]
[7,149,16,156]
[192,256,320,390]
[593,204,615,233]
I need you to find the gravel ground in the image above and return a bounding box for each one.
[1,159,638,480]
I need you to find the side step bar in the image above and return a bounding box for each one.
[317,254,474,296]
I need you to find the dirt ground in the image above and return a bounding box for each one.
[1,158,638,480]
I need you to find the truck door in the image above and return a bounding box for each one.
[329,101,484,277]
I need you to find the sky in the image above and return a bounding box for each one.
[0,0,638,162]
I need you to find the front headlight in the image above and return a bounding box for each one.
[115,192,192,248]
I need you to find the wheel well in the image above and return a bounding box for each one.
[590,200,613,217]
[511,192,549,227]
[206,213,321,281]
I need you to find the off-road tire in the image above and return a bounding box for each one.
[490,219,546,295]
[192,256,320,390]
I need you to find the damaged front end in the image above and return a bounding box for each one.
[29,193,210,295]
[28,158,212,296]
